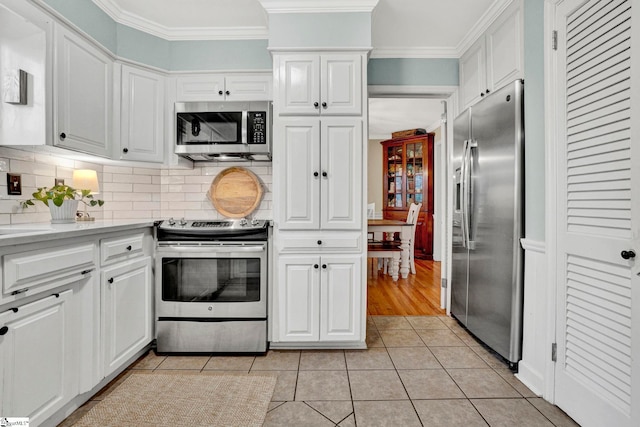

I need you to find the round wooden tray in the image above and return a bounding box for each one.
[208,167,263,218]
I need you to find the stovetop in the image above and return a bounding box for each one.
[156,218,269,241]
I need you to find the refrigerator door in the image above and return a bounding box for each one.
[450,109,471,324]
[466,80,524,363]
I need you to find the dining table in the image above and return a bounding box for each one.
[367,219,413,279]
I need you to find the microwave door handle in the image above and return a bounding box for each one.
[241,111,248,144]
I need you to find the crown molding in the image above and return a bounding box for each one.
[455,0,513,55]
[258,0,380,13]
[92,0,268,40]
[370,47,458,59]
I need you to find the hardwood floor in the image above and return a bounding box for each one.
[367,258,445,316]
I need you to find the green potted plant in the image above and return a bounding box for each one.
[21,184,104,223]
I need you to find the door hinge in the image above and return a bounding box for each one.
[551,343,557,362]
[441,278,447,289]
[552,30,558,51]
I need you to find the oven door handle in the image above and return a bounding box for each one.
[157,245,265,253]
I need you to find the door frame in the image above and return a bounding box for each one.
[367,85,459,311]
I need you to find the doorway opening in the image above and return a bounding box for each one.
[366,94,452,316]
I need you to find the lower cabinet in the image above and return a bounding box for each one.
[0,289,77,425]
[102,256,153,377]
[277,255,361,342]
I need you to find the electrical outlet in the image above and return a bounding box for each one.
[7,173,21,195]
[55,178,65,186]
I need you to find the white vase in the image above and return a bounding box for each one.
[49,199,79,224]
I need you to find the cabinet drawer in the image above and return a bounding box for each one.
[279,232,361,252]
[3,243,96,296]
[100,233,144,265]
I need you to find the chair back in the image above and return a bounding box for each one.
[367,202,375,219]
[406,202,422,226]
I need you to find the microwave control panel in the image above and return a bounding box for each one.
[248,111,267,145]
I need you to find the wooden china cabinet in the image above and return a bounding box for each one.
[381,133,435,259]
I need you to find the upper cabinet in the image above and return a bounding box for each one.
[117,64,165,162]
[459,0,523,110]
[176,74,272,102]
[54,24,113,158]
[276,54,362,116]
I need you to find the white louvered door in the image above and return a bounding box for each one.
[554,1,639,426]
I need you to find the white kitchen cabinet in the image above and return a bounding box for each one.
[175,73,272,101]
[54,23,112,157]
[276,118,362,230]
[101,256,152,378]
[276,54,362,115]
[459,0,523,110]
[0,289,77,425]
[118,64,165,162]
[277,255,361,342]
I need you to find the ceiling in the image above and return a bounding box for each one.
[92,0,496,137]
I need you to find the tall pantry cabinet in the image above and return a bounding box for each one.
[272,52,368,347]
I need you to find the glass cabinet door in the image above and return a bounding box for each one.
[386,145,403,208]
[406,142,424,206]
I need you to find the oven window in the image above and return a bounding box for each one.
[177,112,241,144]
[162,257,261,302]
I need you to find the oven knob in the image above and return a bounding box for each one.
[240,218,248,226]
[179,218,187,226]
[168,217,175,226]
[251,218,260,226]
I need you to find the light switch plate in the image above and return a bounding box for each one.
[7,173,21,195]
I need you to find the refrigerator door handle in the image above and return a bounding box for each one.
[467,140,478,250]
[461,139,469,249]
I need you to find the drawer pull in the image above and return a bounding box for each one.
[81,269,94,275]
[9,307,18,313]
[108,278,114,284]
[126,245,132,251]
[53,293,60,298]
[10,288,28,296]
[317,240,322,245]
[0,326,8,336]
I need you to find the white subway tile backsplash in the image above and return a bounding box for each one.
[103,165,133,174]
[133,201,161,211]
[113,192,152,202]
[10,159,56,177]
[133,183,160,193]
[134,167,161,176]
[103,182,133,193]
[113,174,152,184]
[0,147,35,161]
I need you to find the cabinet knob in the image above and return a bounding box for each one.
[314,264,319,269]
[123,148,129,153]
[322,264,327,269]
[486,89,490,94]
[218,90,223,95]
[126,245,132,251]
[0,326,8,336]
[314,171,319,177]
[225,90,230,95]
[59,132,66,140]
[480,92,484,97]
[621,250,636,260]
[313,102,319,108]
[108,278,114,284]
[321,102,327,109]
[322,171,327,177]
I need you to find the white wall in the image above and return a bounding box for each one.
[367,138,384,214]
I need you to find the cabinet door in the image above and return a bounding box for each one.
[102,257,152,377]
[54,25,112,157]
[485,0,523,91]
[277,256,320,342]
[120,65,165,162]
[321,119,362,229]
[321,55,362,115]
[225,75,273,101]
[277,119,321,229]
[175,74,225,101]
[320,256,362,341]
[278,55,320,115]
[0,290,77,425]
[459,36,486,110]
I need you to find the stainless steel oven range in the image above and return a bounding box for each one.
[155,218,269,353]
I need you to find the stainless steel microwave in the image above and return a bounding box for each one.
[175,101,272,161]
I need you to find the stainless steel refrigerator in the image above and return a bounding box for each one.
[451,80,524,367]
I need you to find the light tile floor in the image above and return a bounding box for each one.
[60,316,580,426]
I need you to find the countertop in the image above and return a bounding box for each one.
[0,219,155,247]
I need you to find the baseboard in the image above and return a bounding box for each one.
[516,361,544,397]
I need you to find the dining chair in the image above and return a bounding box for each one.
[405,202,422,274]
[367,241,401,281]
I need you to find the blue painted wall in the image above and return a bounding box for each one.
[368,58,459,86]
[44,0,116,52]
[268,12,371,48]
[523,0,545,241]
